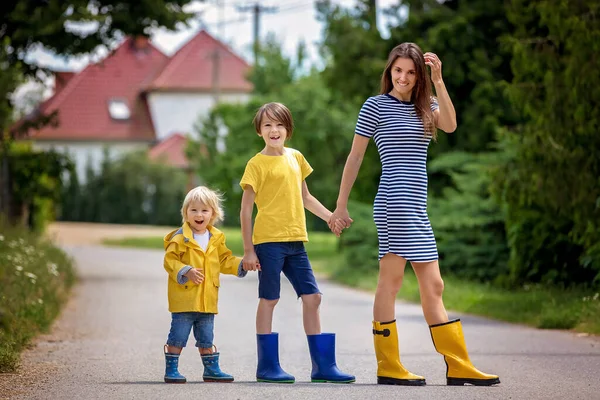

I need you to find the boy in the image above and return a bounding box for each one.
[240,102,354,384]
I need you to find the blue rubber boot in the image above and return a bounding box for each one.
[201,352,234,382]
[164,346,186,383]
[307,333,356,383]
[256,333,295,383]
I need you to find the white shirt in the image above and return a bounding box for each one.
[193,231,210,251]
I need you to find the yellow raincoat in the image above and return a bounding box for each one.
[163,223,242,314]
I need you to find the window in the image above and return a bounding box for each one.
[108,98,130,120]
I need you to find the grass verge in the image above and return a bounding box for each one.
[335,267,600,335]
[0,224,76,372]
[104,230,600,335]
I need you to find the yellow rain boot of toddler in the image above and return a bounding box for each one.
[429,319,500,386]
[373,320,425,386]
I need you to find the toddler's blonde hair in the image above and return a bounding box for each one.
[180,186,224,226]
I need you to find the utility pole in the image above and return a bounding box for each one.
[236,2,277,65]
[368,0,377,32]
[207,48,230,104]
[218,0,226,40]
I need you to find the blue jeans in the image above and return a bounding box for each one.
[255,241,320,300]
[166,312,214,348]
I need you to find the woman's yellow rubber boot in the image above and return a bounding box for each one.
[429,319,500,386]
[373,320,426,386]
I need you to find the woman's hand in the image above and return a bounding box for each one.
[329,207,353,234]
[424,52,443,84]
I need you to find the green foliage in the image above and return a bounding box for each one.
[60,150,187,226]
[428,151,509,282]
[2,0,197,79]
[247,33,297,96]
[318,0,519,160]
[333,151,511,285]
[385,0,519,158]
[492,0,600,286]
[0,37,23,133]
[316,0,387,105]
[332,200,379,281]
[0,223,76,372]
[4,141,73,231]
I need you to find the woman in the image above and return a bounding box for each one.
[329,43,500,386]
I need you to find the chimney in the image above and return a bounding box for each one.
[54,71,75,95]
[133,35,150,51]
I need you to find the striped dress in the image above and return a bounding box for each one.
[355,94,439,262]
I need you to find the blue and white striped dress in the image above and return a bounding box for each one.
[355,94,439,262]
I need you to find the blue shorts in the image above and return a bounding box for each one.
[166,312,214,349]
[255,241,320,300]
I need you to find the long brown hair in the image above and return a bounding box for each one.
[380,43,436,139]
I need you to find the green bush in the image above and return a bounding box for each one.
[492,1,600,287]
[0,223,76,372]
[3,141,73,231]
[331,152,511,286]
[492,134,600,288]
[60,150,187,226]
[428,151,510,283]
[332,200,379,282]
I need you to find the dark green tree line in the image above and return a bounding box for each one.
[492,0,600,286]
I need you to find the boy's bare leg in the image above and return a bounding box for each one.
[301,293,322,335]
[199,347,214,355]
[256,298,278,334]
[166,345,182,355]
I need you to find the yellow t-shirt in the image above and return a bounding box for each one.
[240,148,313,244]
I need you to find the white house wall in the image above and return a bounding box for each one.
[147,92,250,141]
[32,141,149,182]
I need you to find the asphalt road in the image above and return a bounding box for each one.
[8,245,600,400]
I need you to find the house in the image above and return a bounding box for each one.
[25,31,252,181]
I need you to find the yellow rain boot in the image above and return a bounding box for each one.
[373,320,426,386]
[429,319,500,386]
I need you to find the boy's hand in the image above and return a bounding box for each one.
[329,217,348,237]
[185,268,204,284]
[243,251,261,271]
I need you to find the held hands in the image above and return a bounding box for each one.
[424,52,443,84]
[242,251,261,272]
[328,207,354,237]
[184,268,204,284]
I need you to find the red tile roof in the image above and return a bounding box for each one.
[29,37,169,141]
[148,30,252,92]
[24,30,252,142]
[148,133,189,168]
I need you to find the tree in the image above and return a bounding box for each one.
[427,151,509,283]
[1,0,200,225]
[493,0,600,286]
[62,151,186,225]
[385,0,519,157]
[316,0,387,106]
[246,33,299,96]
[2,0,197,80]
